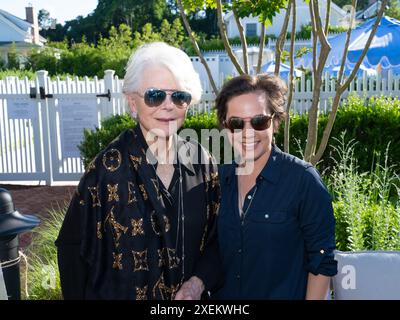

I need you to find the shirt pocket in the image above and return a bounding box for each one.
[247,210,288,224]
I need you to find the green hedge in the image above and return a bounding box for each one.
[78,94,400,173]
[274,95,400,173]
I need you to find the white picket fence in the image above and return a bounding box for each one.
[1,68,399,185]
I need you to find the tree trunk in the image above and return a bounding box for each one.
[256,21,266,74]
[176,0,219,94]
[216,0,245,75]
[233,7,249,74]
[274,0,292,75]
[304,0,331,162]
[284,0,296,153]
[312,0,387,165]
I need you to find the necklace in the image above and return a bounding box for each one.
[149,159,185,284]
[238,184,258,224]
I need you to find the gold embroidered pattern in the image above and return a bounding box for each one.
[127,181,138,204]
[133,250,149,272]
[200,224,208,253]
[85,159,96,174]
[88,159,96,171]
[107,183,119,202]
[139,184,148,201]
[88,186,101,207]
[211,172,219,189]
[112,252,123,270]
[204,174,210,193]
[97,222,102,239]
[213,201,220,216]
[105,206,128,247]
[163,215,170,233]
[169,284,180,300]
[157,248,166,267]
[167,248,180,269]
[102,149,122,172]
[151,178,162,200]
[150,212,161,236]
[152,272,178,300]
[129,155,142,171]
[131,218,144,236]
[135,286,148,300]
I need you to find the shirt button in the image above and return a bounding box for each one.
[238,249,242,253]
[265,214,269,219]
[320,249,325,254]
[236,275,241,279]
[247,195,252,200]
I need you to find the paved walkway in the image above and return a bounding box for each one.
[1,185,76,248]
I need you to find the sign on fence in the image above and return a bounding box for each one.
[7,99,38,121]
[59,98,98,158]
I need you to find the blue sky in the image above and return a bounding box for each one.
[1,0,98,24]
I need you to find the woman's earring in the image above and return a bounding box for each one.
[131,111,138,119]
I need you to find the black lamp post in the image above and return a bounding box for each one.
[0,188,40,300]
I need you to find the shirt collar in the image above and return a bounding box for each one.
[223,144,282,185]
[259,144,282,184]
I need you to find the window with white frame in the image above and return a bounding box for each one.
[246,23,257,37]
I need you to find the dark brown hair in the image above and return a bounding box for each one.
[215,74,287,131]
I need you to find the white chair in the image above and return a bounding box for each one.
[332,250,400,300]
[0,267,8,300]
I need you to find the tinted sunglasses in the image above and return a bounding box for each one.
[224,114,275,132]
[134,88,192,108]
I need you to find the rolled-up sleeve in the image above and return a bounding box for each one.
[299,166,338,277]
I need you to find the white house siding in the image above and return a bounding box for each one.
[225,0,347,38]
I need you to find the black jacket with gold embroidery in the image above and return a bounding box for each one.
[55,125,222,300]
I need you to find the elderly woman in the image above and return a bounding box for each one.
[213,74,337,299]
[56,42,221,300]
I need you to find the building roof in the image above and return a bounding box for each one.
[0,9,46,44]
[0,9,32,33]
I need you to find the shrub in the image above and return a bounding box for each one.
[78,113,136,168]
[327,134,400,251]
[274,94,400,173]
[0,69,36,80]
[23,204,67,300]
[295,24,349,40]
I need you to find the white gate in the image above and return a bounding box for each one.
[0,70,126,185]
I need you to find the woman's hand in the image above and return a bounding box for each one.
[174,276,205,300]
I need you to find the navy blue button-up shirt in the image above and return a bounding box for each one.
[214,144,338,300]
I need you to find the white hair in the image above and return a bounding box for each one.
[123,42,202,104]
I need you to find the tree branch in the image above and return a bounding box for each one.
[324,0,331,36]
[256,20,266,74]
[275,0,292,75]
[233,6,249,74]
[284,0,296,153]
[176,0,219,94]
[216,0,245,75]
[336,0,357,87]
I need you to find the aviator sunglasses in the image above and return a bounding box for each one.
[133,88,192,108]
[223,114,275,132]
